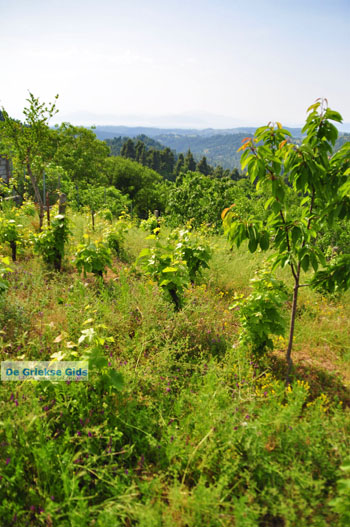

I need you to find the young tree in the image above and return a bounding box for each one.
[0,93,59,229]
[222,99,350,380]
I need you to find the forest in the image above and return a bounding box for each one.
[0,95,350,526]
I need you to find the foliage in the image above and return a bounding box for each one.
[330,459,350,526]
[53,123,110,186]
[74,239,112,277]
[18,200,36,217]
[79,185,130,217]
[105,156,168,218]
[316,217,350,255]
[137,238,189,310]
[311,254,350,294]
[0,93,59,225]
[103,220,129,257]
[0,255,12,294]
[0,217,24,261]
[231,268,289,356]
[169,227,212,283]
[167,172,260,230]
[33,214,70,270]
[223,100,350,375]
[140,212,161,234]
[138,228,211,309]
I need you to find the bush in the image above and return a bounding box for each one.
[232,267,289,356]
[74,240,112,278]
[33,214,70,271]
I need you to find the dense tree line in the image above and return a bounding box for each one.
[107,135,241,181]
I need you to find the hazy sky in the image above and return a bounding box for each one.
[1,0,349,128]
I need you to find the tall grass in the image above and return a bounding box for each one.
[0,211,350,526]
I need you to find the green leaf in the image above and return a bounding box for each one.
[89,354,108,369]
[109,369,124,391]
[310,252,318,272]
[248,238,258,253]
[301,254,310,273]
[259,231,270,251]
[138,248,150,258]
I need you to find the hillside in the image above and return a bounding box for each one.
[99,127,349,170]
[95,126,303,169]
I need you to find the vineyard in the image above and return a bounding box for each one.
[0,99,350,526]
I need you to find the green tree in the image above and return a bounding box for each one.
[0,93,59,229]
[147,148,161,173]
[120,138,136,160]
[197,156,211,176]
[105,156,168,218]
[184,149,197,172]
[174,153,185,176]
[222,99,350,380]
[167,172,252,229]
[159,147,175,179]
[135,140,147,165]
[54,124,110,186]
[80,185,130,229]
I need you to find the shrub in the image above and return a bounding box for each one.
[232,267,289,356]
[33,214,70,271]
[74,240,112,278]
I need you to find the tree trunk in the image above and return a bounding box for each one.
[286,269,300,384]
[10,241,16,262]
[54,254,62,272]
[169,289,181,311]
[27,163,44,231]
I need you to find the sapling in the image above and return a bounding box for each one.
[223,99,350,380]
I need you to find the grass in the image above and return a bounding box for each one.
[0,211,350,526]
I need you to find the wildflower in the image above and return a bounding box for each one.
[5,457,10,465]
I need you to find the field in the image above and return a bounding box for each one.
[1,210,350,527]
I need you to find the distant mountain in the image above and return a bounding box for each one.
[93,125,303,141]
[154,133,248,169]
[94,125,349,170]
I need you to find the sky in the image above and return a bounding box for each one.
[1,0,349,129]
